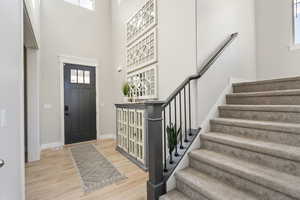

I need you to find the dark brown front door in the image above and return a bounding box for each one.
[64,64,97,144]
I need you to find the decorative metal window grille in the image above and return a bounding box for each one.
[126,0,157,45]
[126,28,157,72]
[127,64,157,100]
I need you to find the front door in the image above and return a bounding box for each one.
[64,64,97,144]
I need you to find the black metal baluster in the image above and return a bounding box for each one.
[179,91,183,149]
[145,34,239,199]
[174,97,179,157]
[184,87,188,142]
[163,109,167,172]
[188,82,192,136]
[168,104,173,164]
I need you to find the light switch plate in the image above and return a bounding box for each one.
[44,104,52,109]
[0,110,7,128]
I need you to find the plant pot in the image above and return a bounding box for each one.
[128,97,133,103]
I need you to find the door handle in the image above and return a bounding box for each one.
[65,105,70,116]
[0,159,5,168]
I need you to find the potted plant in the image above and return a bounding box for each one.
[166,124,181,164]
[122,82,130,102]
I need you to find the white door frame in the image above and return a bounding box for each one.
[59,55,100,145]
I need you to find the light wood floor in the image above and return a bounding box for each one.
[26,139,148,200]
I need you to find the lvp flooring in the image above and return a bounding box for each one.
[25,139,148,200]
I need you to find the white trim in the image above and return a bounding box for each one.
[26,49,41,162]
[20,1,25,199]
[99,134,116,140]
[59,55,100,145]
[291,1,300,51]
[41,142,63,150]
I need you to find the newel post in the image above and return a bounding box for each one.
[146,101,166,200]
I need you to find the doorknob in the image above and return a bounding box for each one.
[65,105,70,116]
[0,159,5,168]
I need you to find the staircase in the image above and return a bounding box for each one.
[160,76,300,200]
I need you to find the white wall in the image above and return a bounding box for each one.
[111,0,197,101]
[40,0,114,145]
[0,0,25,199]
[255,0,300,79]
[195,0,257,125]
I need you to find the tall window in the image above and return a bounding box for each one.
[64,0,95,10]
[294,0,300,44]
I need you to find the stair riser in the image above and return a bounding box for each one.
[201,140,300,176]
[211,122,300,147]
[233,80,300,93]
[219,109,300,123]
[176,179,209,200]
[226,95,300,105]
[190,158,295,200]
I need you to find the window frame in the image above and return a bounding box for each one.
[69,69,91,85]
[291,0,300,50]
[63,0,95,11]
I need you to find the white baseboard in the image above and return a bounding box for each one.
[41,134,116,150]
[99,134,116,140]
[41,142,63,150]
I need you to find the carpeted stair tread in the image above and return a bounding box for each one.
[189,149,300,199]
[201,132,300,162]
[218,104,300,112]
[175,168,258,200]
[232,76,300,93]
[211,117,300,134]
[160,190,191,200]
[227,89,300,97]
[232,76,300,87]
